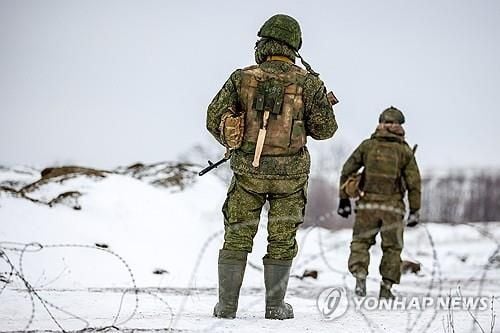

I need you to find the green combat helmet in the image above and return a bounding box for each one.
[379,106,405,124]
[258,14,302,51]
[258,14,319,76]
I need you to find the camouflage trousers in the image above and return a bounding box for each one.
[348,203,404,284]
[221,173,308,261]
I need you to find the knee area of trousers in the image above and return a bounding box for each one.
[222,238,254,255]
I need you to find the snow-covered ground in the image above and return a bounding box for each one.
[0,166,499,332]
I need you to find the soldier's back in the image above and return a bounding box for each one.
[362,134,411,200]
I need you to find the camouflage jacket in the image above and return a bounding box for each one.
[339,127,421,212]
[206,60,337,179]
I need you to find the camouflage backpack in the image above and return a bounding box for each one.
[237,64,308,156]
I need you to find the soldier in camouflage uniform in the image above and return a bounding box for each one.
[206,14,338,319]
[337,107,421,299]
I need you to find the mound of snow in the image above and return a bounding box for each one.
[0,171,228,289]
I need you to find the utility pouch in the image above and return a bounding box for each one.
[219,107,245,150]
[341,172,365,199]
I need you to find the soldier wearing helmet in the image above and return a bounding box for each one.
[337,106,421,299]
[206,14,338,319]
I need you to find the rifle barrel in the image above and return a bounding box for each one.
[198,157,229,176]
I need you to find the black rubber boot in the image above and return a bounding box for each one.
[379,279,395,300]
[355,276,367,297]
[213,249,247,319]
[264,258,294,320]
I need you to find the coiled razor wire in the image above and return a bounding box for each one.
[0,242,140,332]
[170,229,224,330]
[408,224,443,333]
[0,218,498,332]
[275,207,497,333]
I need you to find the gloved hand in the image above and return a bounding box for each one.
[407,211,420,227]
[337,198,352,218]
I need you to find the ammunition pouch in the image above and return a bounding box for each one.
[341,172,364,199]
[219,108,245,150]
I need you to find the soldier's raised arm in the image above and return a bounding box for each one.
[206,70,241,145]
[303,77,338,140]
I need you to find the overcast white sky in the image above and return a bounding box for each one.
[1,0,499,169]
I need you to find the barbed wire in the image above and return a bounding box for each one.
[0,215,498,333]
[0,242,140,332]
[412,224,443,333]
[169,229,223,330]
[271,204,497,333]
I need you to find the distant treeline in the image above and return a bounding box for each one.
[421,170,500,223]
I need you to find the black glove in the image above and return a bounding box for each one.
[407,211,419,227]
[337,198,352,218]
